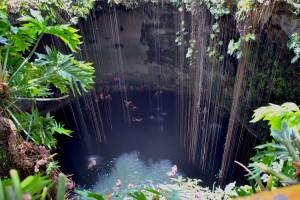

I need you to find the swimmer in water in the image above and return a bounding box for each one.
[155,90,163,96]
[133,117,142,122]
[112,179,122,191]
[167,171,176,178]
[149,115,155,120]
[124,100,132,106]
[127,184,134,190]
[172,165,178,173]
[88,158,97,170]
[105,94,112,101]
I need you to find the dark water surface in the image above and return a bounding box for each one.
[54,90,222,192]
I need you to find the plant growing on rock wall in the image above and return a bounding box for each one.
[5,0,97,24]
[0,2,94,145]
[232,102,300,198]
[287,32,300,65]
[17,108,72,150]
[0,1,95,196]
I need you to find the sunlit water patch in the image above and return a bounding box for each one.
[89,151,183,195]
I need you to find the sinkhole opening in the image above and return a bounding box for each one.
[53,90,230,192]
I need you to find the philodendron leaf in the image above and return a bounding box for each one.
[44,25,82,53]
[33,46,94,95]
[0,35,8,44]
[251,150,288,160]
[282,103,299,111]
[255,143,286,151]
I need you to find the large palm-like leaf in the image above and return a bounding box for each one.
[33,46,94,95]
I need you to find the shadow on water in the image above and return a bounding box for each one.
[54,90,225,190]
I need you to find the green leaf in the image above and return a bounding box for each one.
[282,103,299,111]
[10,170,22,200]
[251,150,288,160]
[5,186,15,200]
[143,188,162,195]
[271,129,284,143]
[255,143,286,151]
[18,9,49,32]
[281,121,291,140]
[0,178,4,200]
[44,25,82,52]
[56,174,65,200]
[75,190,104,200]
[234,188,247,196]
[128,192,147,200]
[0,35,8,44]
[34,46,94,95]
[266,175,273,190]
[21,174,51,198]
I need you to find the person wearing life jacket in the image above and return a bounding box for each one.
[124,100,132,106]
[114,77,118,84]
[106,193,111,200]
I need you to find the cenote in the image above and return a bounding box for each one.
[54,91,225,192]
[41,0,299,196]
[0,0,299,199]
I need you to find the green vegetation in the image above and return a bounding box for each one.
[0,0,299,199]
[287,32,300,65]
[0,1,94,149]
[0,0,95,198]
[232,103,300,197]
[0,170,66,200]
[5,0,96,24]
[0,1,94,144]
[75,176,236,199]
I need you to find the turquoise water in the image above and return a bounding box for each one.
[90,151,183,195]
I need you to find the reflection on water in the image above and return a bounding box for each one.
[90,151,182,194]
